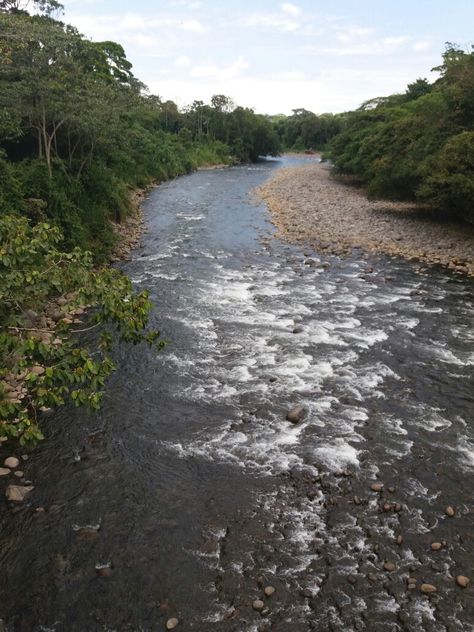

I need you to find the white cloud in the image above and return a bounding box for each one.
[281,3,301,17]
[413,40,432,52]
[243,11,300,32]
[180,18,206,33]
[169,0,202,8]
[190,56,249,80]
[175,55,191,67]
[304,27,411,56]
[337,26,375,43]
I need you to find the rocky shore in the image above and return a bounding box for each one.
[111,188,149,261]
[258,160,474,276]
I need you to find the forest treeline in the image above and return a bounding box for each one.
[0,4,280,257]
[326,44,474,223]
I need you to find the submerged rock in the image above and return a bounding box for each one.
[286,406,306,424]
[6,485,34,502]
[370,483,383,492]
[166,618,179,630]
[420,584,437,594]
[456,575,470,588]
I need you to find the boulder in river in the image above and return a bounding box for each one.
[286,406,306,424]
[456,575,470,588]
[4,457,19,469]
[5,485,34,502]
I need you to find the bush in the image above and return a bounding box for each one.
[0,215,163,444]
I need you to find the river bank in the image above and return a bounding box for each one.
[258,159,474,276]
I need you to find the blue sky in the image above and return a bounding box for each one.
[62,0,474,114]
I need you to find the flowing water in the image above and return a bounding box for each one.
[1,156,473,631]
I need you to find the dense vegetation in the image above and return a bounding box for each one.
[271,109,344,152]
[0,6,279,256]
[0,1,281,443]
[327,44,474,223]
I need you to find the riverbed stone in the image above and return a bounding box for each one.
[384,562,396,572]
[445,506,455,517]
[431,542,442,551]
[4,457,19,468]
[253,599,264,611]
[264,586,275,597]
[456,575,470,588]
[5,485,34,502]
[0,468,10,476]
[166,618,179,630]
[370,483,383,492]
[420,584,437,594]
[286,406,306,424]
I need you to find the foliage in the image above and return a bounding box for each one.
[271,109,344,151]
[327,44,474,222]
[0,215,163,444]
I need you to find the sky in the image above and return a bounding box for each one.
[61,0,474,115]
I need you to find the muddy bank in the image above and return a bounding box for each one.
[258,160,474,276]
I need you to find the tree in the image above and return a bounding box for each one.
[0,215,163,444]
[0,0,63,16]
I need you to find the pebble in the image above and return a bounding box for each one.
[353,495,361,505]
[395,535,403,545]
[370,483,383,492]
[384,562,396,572]
[420,584,437,594]
[431,542,442,551]
[0,468,10,476]
[4,457,19,469]
[95,565,112,578]
[166,618,179,630]
[253,599,264,611]
[264,586,275,597]
[445,506,455,517]
[456,575,470,588]
[13,471,24,478]
[286,406,306,424]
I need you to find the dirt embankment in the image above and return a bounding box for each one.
[258,161,474,276]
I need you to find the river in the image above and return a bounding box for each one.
[1,156,473,631]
